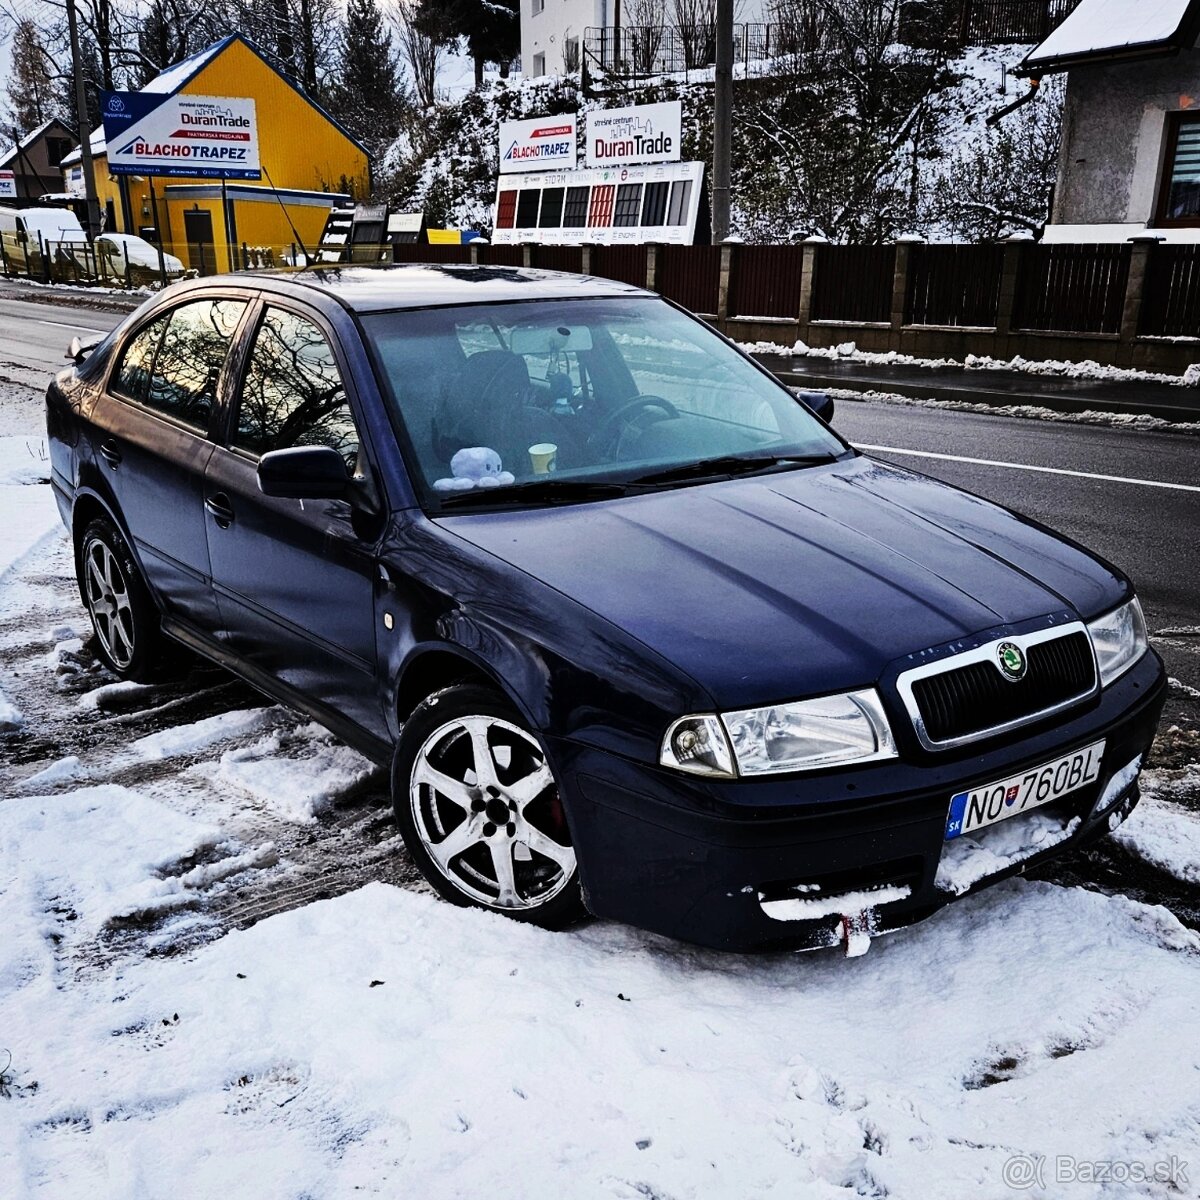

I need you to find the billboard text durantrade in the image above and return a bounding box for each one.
[585,102,682,168]
[102,90,262,180]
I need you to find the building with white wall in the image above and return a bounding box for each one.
[521,0,771,78]
[1019,0,1200,242]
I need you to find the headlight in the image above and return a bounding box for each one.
[660,689,897,779]
[1088,596,1148,687]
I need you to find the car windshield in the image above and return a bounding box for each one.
[361,296,848,511]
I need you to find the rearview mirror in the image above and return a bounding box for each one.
[257,445,350,500]
[508,322,593,355]
[796,390,835,424]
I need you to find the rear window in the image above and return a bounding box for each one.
[111,298,246,430]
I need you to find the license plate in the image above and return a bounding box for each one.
[945,740,1106,840]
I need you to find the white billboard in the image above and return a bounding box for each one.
[0,170,15,199]
[492,160,705,247]
[499,114,577,174]
[585,101,682,168]
[104,91,261,180]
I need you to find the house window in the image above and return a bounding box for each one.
[532,52,545,76]
[46,137,72,167]
[1157,113,1200,225]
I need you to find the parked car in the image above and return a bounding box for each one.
[97,232,185,284]
[44,266,1165,954]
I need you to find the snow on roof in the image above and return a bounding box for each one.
[60,127,107,167]
[142,33,237,94]
[1022,0,1197,71]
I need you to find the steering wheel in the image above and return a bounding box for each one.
[589,394,680,455]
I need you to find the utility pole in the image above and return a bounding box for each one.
[711,0,732,243]
[66,0,103,240]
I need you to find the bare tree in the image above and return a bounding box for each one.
[625,0,666,73]
[671,0,714,70]
[395,0,441,108]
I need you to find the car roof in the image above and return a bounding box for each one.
[222,263,650,313]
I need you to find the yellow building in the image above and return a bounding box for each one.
[62,34,371,272]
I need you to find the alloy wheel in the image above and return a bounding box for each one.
[84,537,135,670]
[409,714,575,910]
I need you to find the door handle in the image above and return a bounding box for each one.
[99,439,122,469]
[204,493,235,528]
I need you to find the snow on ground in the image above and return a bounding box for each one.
[743,338,1200,387]
[3,380,1200,1196]
[0,436,59,581]
[1115,785,1200,886]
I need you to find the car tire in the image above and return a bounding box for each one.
[392,683,586,930]
[77,517,169,682]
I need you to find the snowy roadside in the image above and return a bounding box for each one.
[3,385,1200,1197]
[743,337,1200,388]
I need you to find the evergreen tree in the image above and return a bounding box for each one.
[4,19,62,133]
[331,0,406,154]
[414,0,519,89]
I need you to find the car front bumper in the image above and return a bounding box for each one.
[553,650,1167,953]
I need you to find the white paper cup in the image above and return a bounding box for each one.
[529,443,558,475]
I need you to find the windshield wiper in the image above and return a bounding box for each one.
[436,478,632,510]
[629,452,840,487]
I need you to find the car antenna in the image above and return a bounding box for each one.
[261,163,312,267]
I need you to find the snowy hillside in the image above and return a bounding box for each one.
[382,42,1061,243]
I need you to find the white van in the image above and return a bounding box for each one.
[0,206,89,277]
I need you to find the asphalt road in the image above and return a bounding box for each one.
[2,293,1195,671]
[0,294,125,374]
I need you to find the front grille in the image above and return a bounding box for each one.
[910,631,1095,745]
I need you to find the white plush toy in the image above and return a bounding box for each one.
[433,446,515,492]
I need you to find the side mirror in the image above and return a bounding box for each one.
[257,445,350,500]
[796,389,835,424]
[67,334,101,363]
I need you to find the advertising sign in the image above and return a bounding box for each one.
[499,114,577,175]
[102,89,261,179]
[585,101,682,168]
[0,170,15,199]
[493,160,705,248]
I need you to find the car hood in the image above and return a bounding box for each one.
[439,455,1125,709]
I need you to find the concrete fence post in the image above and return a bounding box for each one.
[522,243,533,268]
[1120,237,1159,355]
[891,236,922,349]
[646,243,660,293]
[469,241,481,265]
[581,244,593,276]
[995,237,1029,342]
[717,240,735,324]
[798,237,825,334]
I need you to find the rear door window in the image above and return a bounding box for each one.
[145,298,246,430]
[233,306,360,469]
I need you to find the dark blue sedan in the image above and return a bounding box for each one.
[45,265,1165,954]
